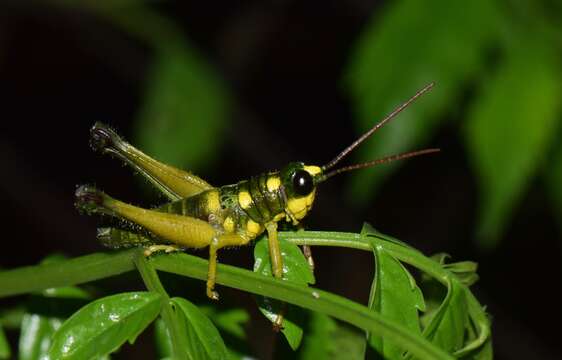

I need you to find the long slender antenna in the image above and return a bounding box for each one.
[319,148,440,182]
[322,82,434,170]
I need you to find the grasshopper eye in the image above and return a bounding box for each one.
[292,170,313,196]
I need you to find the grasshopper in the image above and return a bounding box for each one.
[75,83,438,312]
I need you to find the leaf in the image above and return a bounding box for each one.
[48,291,162,359]
[154,318,173,359]
[367,235,425,359]
[422,278,467,354]
[0,306,25,329]
[19,256,93,360]
[299,314,367,360]
[200,307,249,340]
[299,312,338,360]
[135,47,230,171]
[170,297,229,360]
[40,287,92,300]
[253,237,315,350]
[443,261,479,287]
[462,338,493,360]
[39,255,92,300]
[328,323,367,360]
[0,325,10,359]
[464,39,562,248]
[546,141,562,239]
[345,0,501,201]
[19,314,63,360]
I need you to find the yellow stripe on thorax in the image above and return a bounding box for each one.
[204,190,221,214]
[238,190,253,209]
[246,219,264,238]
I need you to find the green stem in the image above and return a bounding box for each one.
[0,230,478,359]
[133,251,190,360]
[0,250,136,297]
[0,249,451,358]
[280,231,449,283]
[151,253,452,360]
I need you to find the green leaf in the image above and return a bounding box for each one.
[39,255,92,300]
[154,318,173,359]
[40,286,91,300]
[462,337,493,360]
[170,297,229,360]
[18,256,93,360]
[254,238,315,285]
[345,0,501,201]
[200,307,249,340]
[0,325,10,359]
[464,39,562,247]
[253,237,315,350]
[0,306,25,329]
[48,291,162,359]
[422,278,467,354]
[443,261,479,287]
[19,313,63,360]
[546,141,562,239]
[367,235,425,359]
[299,313,338,359]
[135,48,230,171]
[299,315,366,360]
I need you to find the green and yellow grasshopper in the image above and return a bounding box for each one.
[75,83,438,308]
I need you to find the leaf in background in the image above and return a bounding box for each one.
[154,318,173,359]
[345,0,501,201]
[0,306,25,330]
[48,292,162,359]
[198,306,252,359]
[170,297,229,360]
[464,40,562,248]
[367,234,425,359]
[299,312,338,359]
[199,306,249,340]
[546,141,562,239]
[327,323,367,360]
[18,255,93,360]
[135,48,230,171]
[253,237,315,350]
[0,325,10,360]
[19,314,63,360]
[54,2,231,172]
[38,255,93,300]
[422,278,467,354]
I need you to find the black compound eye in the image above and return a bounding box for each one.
[292,170,314,196]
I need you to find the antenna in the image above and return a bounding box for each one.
[322,82,435,171]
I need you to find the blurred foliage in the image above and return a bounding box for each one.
[52,0,561,251]
[548,143,562,242]
[135,49,230,171]
[52,0,231,171]
[345,0,562,248]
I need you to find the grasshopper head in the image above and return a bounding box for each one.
[279,162,322,223]
[280,83,440,224]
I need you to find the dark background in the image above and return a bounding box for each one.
[1,1,561,359]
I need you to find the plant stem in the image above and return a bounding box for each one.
[280,231,449,283]
[133,250,190,360]
[0,250,137,297]
[0,230,469,359]
[151,253,452,359]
